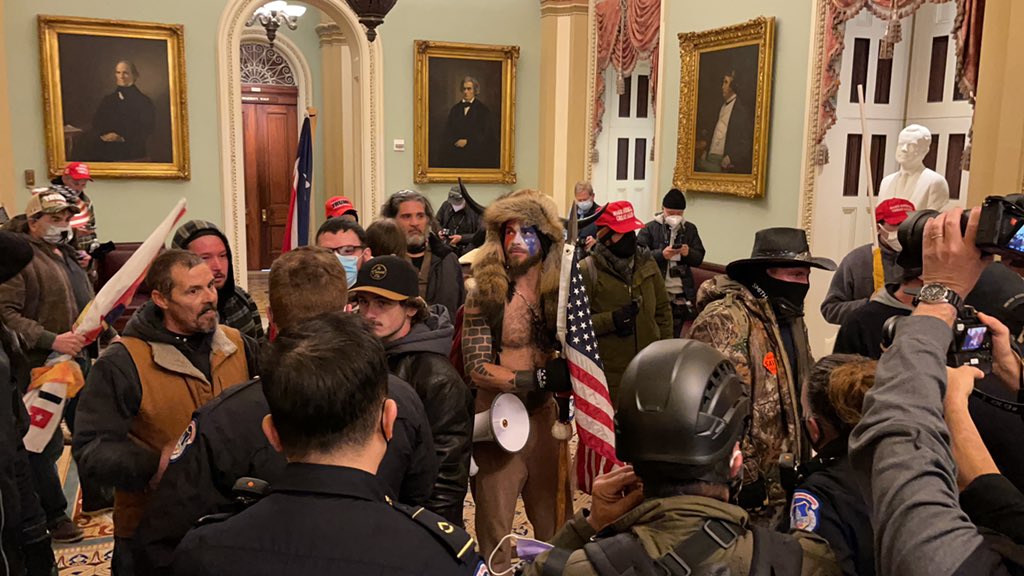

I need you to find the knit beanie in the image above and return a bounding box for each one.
[662,189,687,210]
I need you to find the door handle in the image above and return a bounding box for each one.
[261,208,268,222]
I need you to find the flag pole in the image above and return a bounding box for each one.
[856,85,880,251]
[554,204,580,528]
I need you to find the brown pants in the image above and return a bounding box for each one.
[471,400,572,572]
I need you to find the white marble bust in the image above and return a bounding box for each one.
[877,124,950,211]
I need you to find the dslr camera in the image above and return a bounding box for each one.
[882,305,992,370]
[896,194,1024,269]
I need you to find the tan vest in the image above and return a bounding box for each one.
[113,326,250,538]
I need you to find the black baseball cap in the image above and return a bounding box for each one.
[350,255,419,301]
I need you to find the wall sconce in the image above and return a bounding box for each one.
[246,1,307,45]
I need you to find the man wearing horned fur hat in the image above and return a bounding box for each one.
[463,189,573,571]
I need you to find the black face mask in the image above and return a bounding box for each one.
[749,272,810,320]
[605,231,637,259]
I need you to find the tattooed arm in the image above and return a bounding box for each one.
[462,290,534,393]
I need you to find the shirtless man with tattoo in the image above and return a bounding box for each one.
[462,189,572,571]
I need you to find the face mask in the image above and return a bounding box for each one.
[664,215,683,228]
[880,227,901,252]
[450,200,466,212]
[606,231,637,259]
[43,224,72,245]
[488,534,555,575]
[336,254,359,288]
[750,273,810,319]
[577,200,594,213]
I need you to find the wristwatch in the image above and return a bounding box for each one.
[913,283,963,310]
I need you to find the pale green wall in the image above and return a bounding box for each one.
[4,0,325,242]
[659,1,813,264]
[380,0,542,211]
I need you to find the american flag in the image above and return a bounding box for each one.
[282,117,313,253]
[558,244,620,493]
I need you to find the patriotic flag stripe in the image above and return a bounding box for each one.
[282,117,313,253]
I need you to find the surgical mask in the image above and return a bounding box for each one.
[488,533,555,575]
[880,228,901,252]
[336,254,359,288]
[450,199,466,212]
[577,200,594,213]
[43,224,72,245]
[664,215,683,228]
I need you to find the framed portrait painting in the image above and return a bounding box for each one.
[414,40,518,184]
[673,17,775,198]
[39,16,190,179]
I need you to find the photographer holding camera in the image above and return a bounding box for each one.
[849,206,1024,575]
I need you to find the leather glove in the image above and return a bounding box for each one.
[541,357,573,393]
[612,301,639,337]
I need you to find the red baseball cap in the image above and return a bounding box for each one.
[63,162,92,181]
[325,196,358,220]
[595,200,644,234]
[875,198,915,225]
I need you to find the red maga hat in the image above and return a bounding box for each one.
[594,200,644,234]
[875,198,915,225]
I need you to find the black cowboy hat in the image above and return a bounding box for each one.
[0,230,33,285]
[726,227,836,279]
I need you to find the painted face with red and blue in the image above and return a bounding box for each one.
[503,219,541,264]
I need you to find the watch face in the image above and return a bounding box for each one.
[919,284,948,302]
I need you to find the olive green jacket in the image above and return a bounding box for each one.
[524,495,839,576]
[580,247,672,404]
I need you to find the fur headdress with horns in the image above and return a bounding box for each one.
[471,189,565,326]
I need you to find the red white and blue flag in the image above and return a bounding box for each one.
[557,237,621,493]
[282,117,313,253]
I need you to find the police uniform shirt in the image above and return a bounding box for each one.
[172,463,483,576]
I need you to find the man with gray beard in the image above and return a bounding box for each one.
[74,250,259,575]
[381,190,465,318]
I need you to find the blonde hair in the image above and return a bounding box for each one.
[806,354,877,435]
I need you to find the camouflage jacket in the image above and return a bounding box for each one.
[523,495,839,576]
[687,275,813,512]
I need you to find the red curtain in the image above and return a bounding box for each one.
[592,0,661,159]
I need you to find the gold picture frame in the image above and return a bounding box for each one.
[673,17,775,198]
[414,40,518,184]
[39,15,190,179]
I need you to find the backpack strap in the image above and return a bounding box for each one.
[750,524,803,576]
[539,547,574,576]
[580,519,744,576]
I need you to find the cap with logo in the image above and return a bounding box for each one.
[349,255,419,302]
[325,196,358,220]
[594,200,644,234]
[25,189,80,218]
[875,198,915,226]
[63,162,93,181]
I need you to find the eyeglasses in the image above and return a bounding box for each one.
[331,245,364,256]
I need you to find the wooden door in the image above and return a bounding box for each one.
[243,84,298,270]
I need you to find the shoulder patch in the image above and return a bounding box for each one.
[393,502,477,563]
[790,489,820,532]
[474,560,489,575]
[169,419,197,463]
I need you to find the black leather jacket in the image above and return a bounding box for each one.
[385,308,474,526]
[638,215,706,301]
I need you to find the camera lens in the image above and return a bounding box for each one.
[896,209,970,269]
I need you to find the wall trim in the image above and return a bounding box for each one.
[799,0,829,235]
[217,0,384,281]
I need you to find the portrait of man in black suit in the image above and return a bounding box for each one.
[438,75,499,169]
[693,45,759,175]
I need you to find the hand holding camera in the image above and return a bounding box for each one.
[978,311,1022,392]
[919,207,991,303]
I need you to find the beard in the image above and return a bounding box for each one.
[193,304,220,334]
[506,251,543,279]
[406,231,426,251]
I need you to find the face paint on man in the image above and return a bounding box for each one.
[503,221,541,259]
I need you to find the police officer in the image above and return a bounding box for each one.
[524,339,839,576]
[134,247,437,574]
[788,354,877,576]
[172,312,481,575]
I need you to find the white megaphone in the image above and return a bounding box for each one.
[473,393,530,452]
[470,393,530,477]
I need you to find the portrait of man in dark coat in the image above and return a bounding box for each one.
[80,60,156,162]
[438,75,499,169]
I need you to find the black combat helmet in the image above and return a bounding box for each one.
[615,339,750,469]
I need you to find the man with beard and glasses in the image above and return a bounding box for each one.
[581,200,673,404]
[74,250,259,575]
[172,221,264,341]
[462,189,573,572]
[689,228,836,526]
[380,190,465,318]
